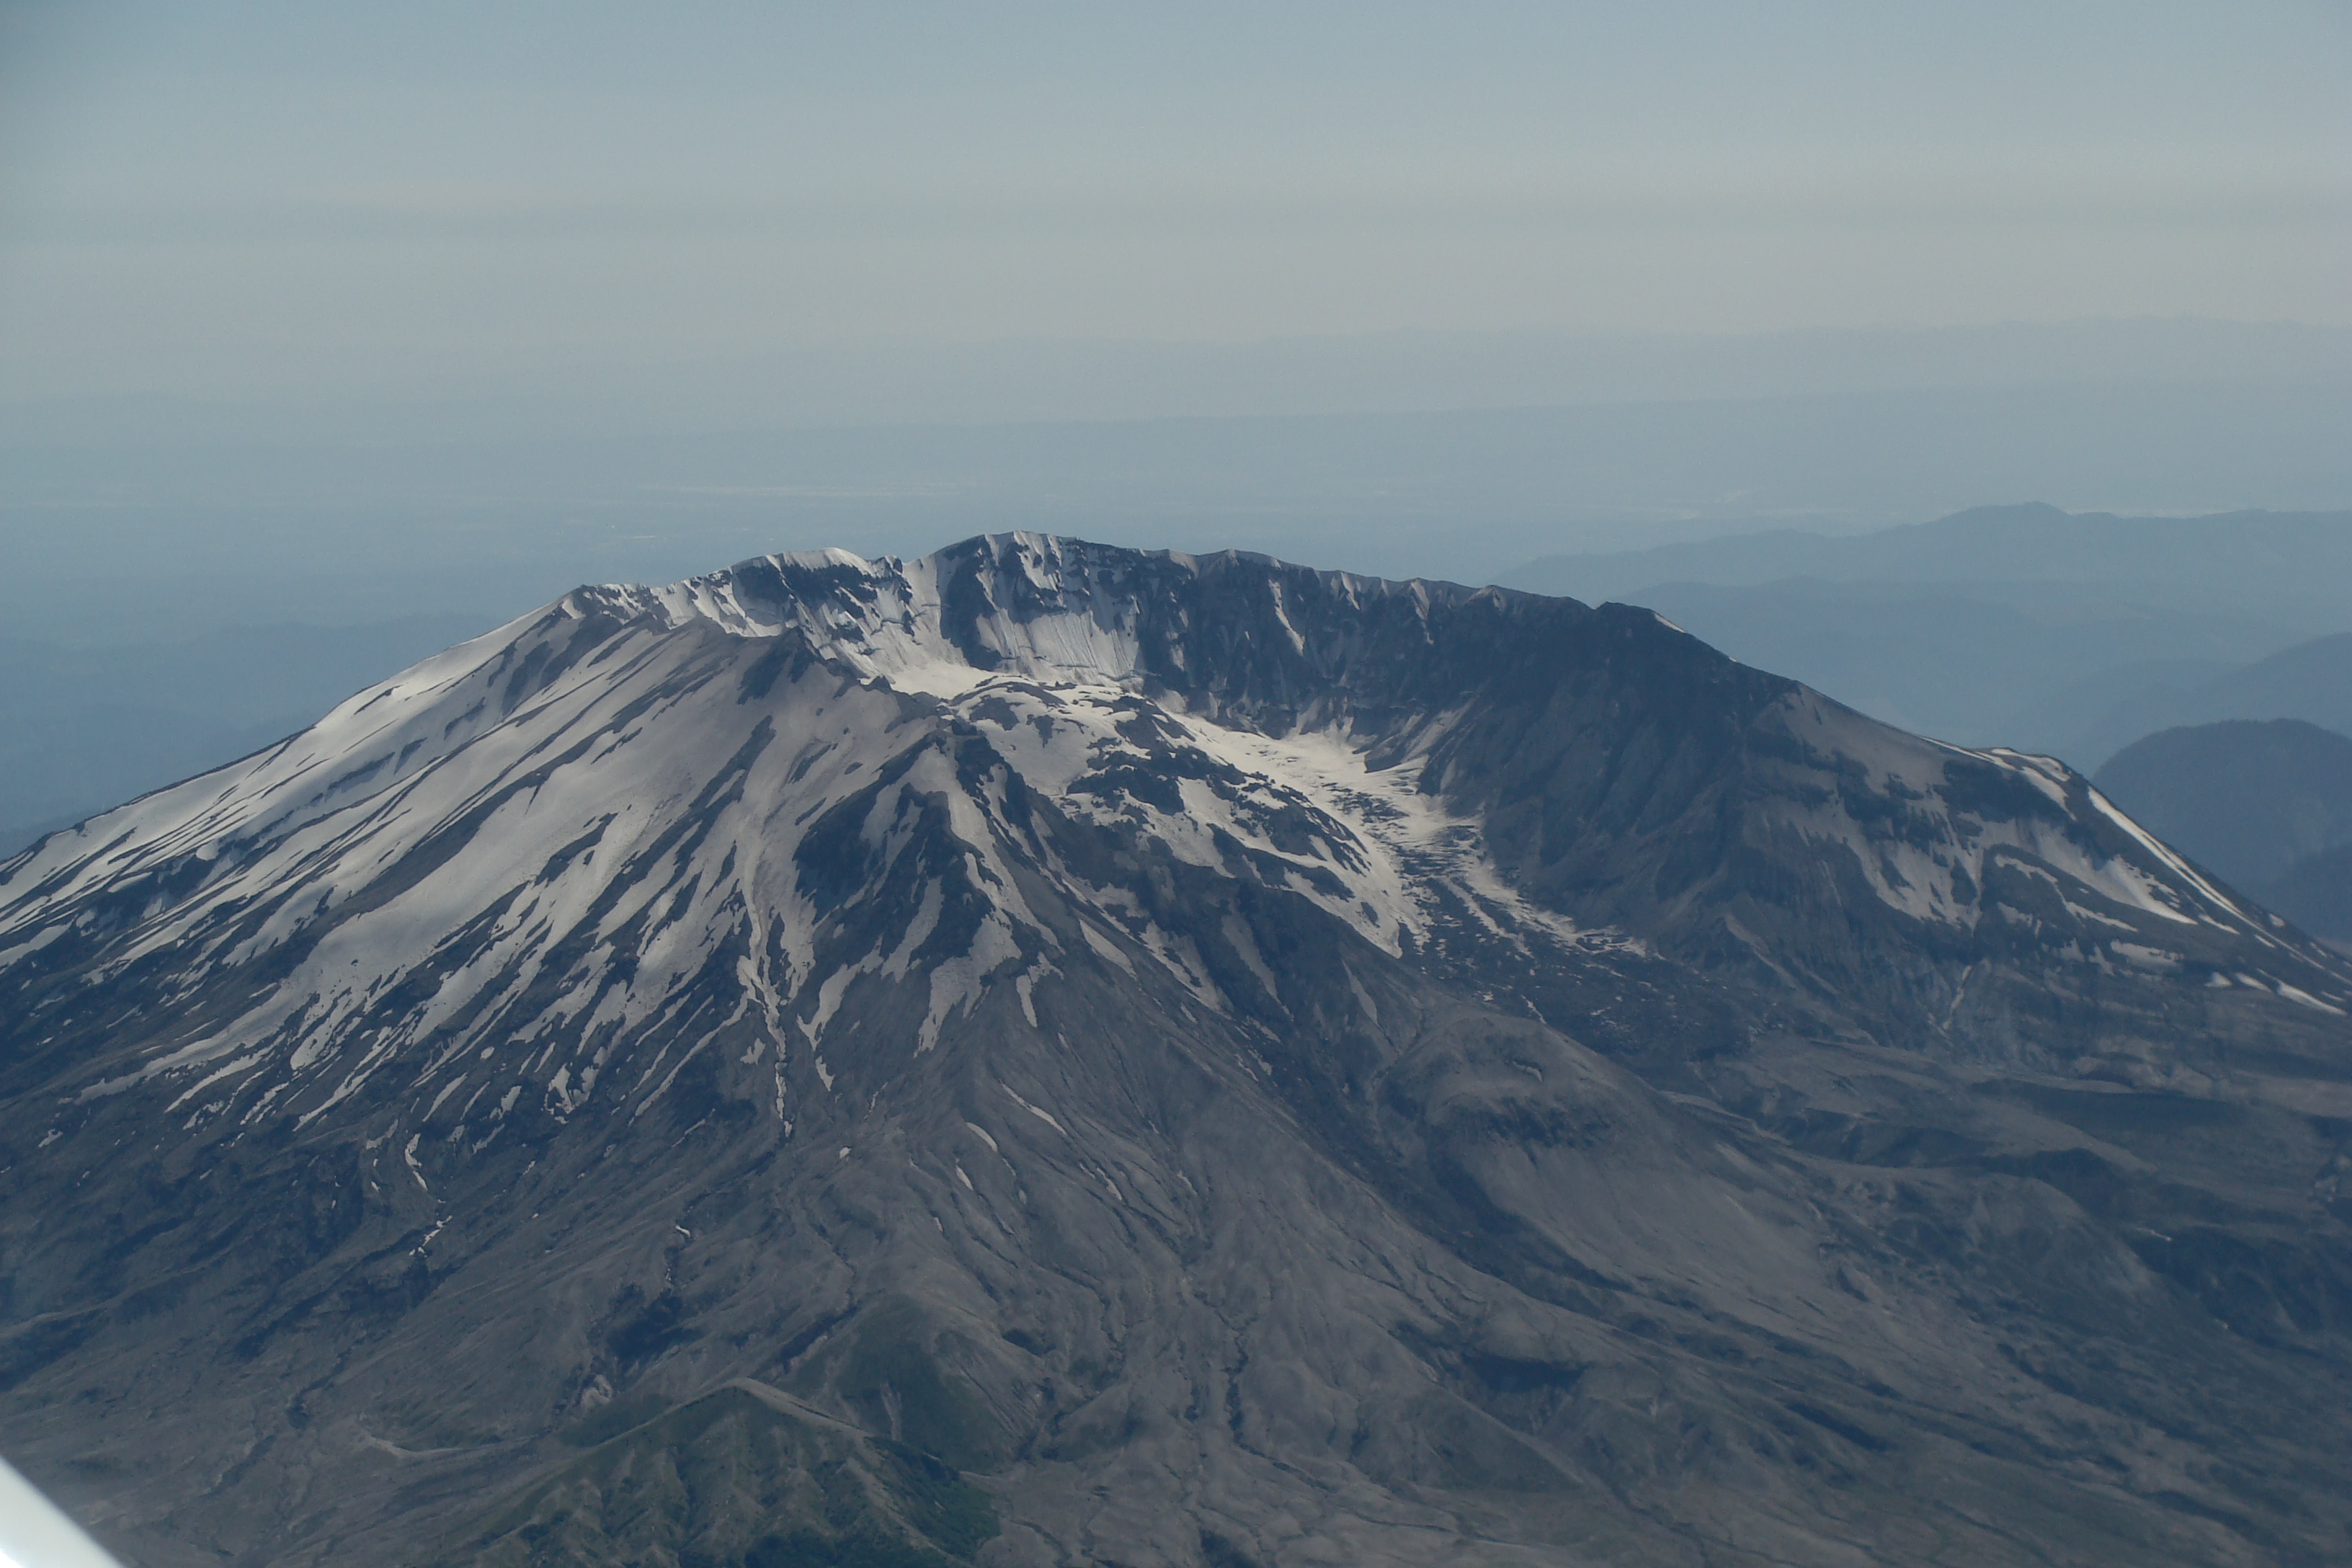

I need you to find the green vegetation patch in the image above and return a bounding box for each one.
[433,1381,997,1568]
[830,1298,1007,1472]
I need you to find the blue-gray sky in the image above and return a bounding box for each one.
[1,1,2346,404]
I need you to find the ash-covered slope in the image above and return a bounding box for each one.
[4,535,2350,1568]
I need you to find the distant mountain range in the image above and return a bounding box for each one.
[8,371,2351,646]
[6,536,2351,1567]
[2042,635,2352,768]
[1507,505,2352,768]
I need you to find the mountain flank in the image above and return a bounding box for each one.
[3,535,2349,1567]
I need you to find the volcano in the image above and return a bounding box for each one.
[4,535,2349,1567]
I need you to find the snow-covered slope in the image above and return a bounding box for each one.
[7,536,2330,1134]
[4,534,2351,1568]
[0,541,1599,1147]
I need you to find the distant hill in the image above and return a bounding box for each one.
[1503,507,2352,767]
[2253,844,2352,945]
[1995,656,2241,770]
[2188,633,2352,734]
[2009,633,2352,770]
[2092,721,2352,947]
[2093,719,2352,886]
[1626,579,2285,751]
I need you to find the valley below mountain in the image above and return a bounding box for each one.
[2,535,2348,1568]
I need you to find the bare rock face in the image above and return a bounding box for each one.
[3,534,2349,1567]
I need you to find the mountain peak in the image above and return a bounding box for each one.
[6,537,2351,1566]
[553,533,1554,735]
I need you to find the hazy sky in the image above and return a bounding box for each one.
[1,1,2348,402]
